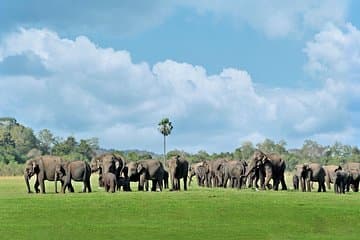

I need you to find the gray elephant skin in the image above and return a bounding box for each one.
[90,153,126,190]
[294,163,326,192]
[55,160,92,193]
[188,162,207,187]
[323,165,340,190]
[343,162,360,192]
[137,160,165,191]
[223,160,247,188]
[127,160,166,191]
[103,172,116,193]
[167,156,189,191]
[333,168,349,194]
[24,155,64,193]
[244,150,287,191]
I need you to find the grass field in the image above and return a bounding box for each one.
[0,175,359,240]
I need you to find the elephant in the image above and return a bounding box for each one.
[116,177,131,191]
[294,163,326,192]
[293,175,299,190]
[167,155,189,191]
[24,155,64,193]
[223,160,247,189]
[203,159,227,188]
[247,168,260,189]
[343,162,360,192]
[333,167,349,194]
[323,165,340,190]
[90,153,126,189]
[136,160,165,191]
[103,172,116,193]
[55,160,92,193]
[127,160,165,191]
[188,162,207,187]
[243,150,287,191]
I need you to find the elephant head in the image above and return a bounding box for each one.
[90,158,101,173]
[55,163,67,181]
[127,162,140,181]
[24,158,40,193]
[244,150,267,177]
[137,162,147,174]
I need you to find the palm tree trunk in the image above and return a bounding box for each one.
[163,134,166,166]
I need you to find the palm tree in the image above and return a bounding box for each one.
[158,118,173,165]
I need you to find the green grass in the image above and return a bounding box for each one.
[0,176,359,240]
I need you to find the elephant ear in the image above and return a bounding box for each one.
[32,161,39,173]
[137,163,144,173]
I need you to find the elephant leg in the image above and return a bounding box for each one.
[39,177,46,194]
[34,177,40,193]
[264,175,272,190]
[280,175,287,190]
[306,180,311,192]
[272,177,279,191]
[326,177,331,190]
[68,182,75,192]
[151,180,156,191]
[183,177,188,191]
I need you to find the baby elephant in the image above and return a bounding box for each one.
[103,172,116,193]
[293,175,299,190]
[334,167,349,194]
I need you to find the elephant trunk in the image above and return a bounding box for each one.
[24,172,32,193]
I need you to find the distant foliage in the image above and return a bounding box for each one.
[0,117,360,175]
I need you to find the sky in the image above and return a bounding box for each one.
[1,0,360,153]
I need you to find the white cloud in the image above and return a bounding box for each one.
[180,0,349,37]
[0,28,358,152]
[304,23,360,80]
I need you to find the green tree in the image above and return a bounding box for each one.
[77,139,94,160]
[158,118,173,164]
[38,129,55,154]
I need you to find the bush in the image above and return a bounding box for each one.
[0,161,24,176]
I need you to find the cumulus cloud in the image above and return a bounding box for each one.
[304,23,360,80]
[0,28,358,152]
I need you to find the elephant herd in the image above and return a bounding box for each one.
[188,150,287,191]
[293,162,360,194]
[24,153,189,193]
[23,150,360,195]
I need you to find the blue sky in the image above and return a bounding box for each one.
[1,1,360,153]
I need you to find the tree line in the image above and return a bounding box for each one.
[0,117,359,175]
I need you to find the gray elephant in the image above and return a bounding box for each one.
[126,161,140,191]
[188,162,207,187]
[323,165,339,190]
[203,159,227,188]
[223,160,247,189]
[127,160,165,191]
[243,150,287,191]
[103,172,116,193]
[294,163,326,192]
[293,175,299,190]
[55,160,92,193]
[167,155,189,191]
[90,153,125,189]
[136,160,165,191]
[247,168,260,189]
[343,162,360,192]
[24,155,64,193]
[334,167,349,194]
